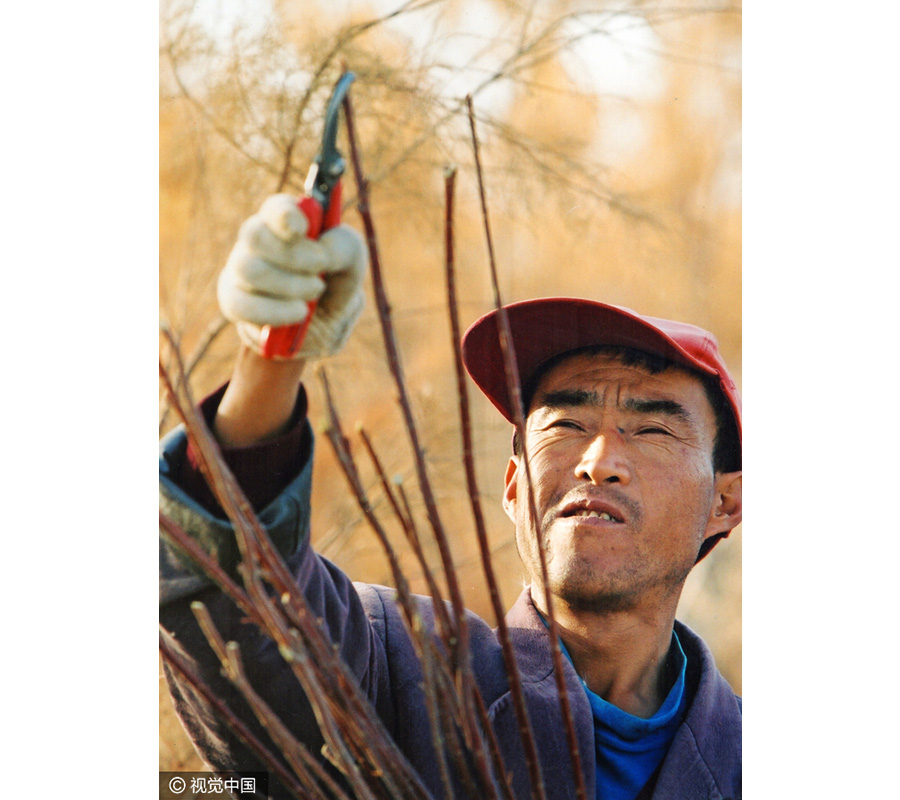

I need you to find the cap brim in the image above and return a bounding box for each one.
[461,297,734,425]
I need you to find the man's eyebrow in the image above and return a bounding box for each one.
[533,388,599,410]
[623,397,693,423]
[531,390,694,425]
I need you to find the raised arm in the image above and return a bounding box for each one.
[160,191,369,573]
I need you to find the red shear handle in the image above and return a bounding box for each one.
[259,182,343,359]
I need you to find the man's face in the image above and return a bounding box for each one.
[502,351,741,614]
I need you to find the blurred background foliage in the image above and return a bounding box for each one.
[160,0,741,771]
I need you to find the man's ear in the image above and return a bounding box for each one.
[502,456,520,524]
[705,471,742,540]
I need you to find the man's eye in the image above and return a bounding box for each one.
[548,419,583,431]
[637,426,672,436]
[638,425,672,436]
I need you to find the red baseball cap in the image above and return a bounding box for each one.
[461,297,742,450]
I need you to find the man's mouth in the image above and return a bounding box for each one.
[559,501,626,524]
[568,509,621,522]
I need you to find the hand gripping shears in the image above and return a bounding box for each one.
[259,71,356,359]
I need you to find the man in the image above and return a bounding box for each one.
[160,194,742,799]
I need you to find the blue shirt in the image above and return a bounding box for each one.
[554,630,688,800]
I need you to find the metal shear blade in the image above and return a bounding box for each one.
[305,71,356,207]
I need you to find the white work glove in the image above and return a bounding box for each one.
[217,194,368,360]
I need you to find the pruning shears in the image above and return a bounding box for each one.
[259,71,356,359]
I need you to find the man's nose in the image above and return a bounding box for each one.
[575,432,632,485]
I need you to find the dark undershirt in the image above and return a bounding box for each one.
[175,382,312,516]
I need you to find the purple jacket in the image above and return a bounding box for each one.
[160,420,741,800]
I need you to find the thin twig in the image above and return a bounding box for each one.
[318,371,424,630]
[341,82,473,668]
[357,424,455,645]
[342,87,511,799]
[442,164,538,800]
[159,314,230,431]
[466,94,588,800]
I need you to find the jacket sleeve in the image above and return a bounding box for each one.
[159,400,394,793]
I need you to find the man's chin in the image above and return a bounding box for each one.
[537,566,641,615]
[560,589,640,614]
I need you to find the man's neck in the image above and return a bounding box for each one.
[537,593,679,719]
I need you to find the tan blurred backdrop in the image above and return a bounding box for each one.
[160,0,741,772]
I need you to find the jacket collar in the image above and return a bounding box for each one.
[497,590,741,800]
[650,621,742,799]
[490,588,596,799]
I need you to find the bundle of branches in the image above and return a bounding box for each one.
[159,87,587,800]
